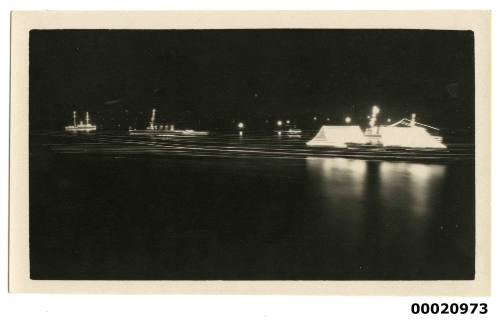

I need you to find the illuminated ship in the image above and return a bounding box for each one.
[274,120,303,137]
[65,111,97,132]
[129,109,209,136]
[306,106,446,149]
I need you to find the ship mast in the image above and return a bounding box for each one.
[73,111,77,127]
[369,105,380,133]
[85,112,90,126]
[410,113,416,127]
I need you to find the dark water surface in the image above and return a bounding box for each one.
[30,132,475,280]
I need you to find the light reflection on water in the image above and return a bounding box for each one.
[306,157,448,259]
[306,157,446,218]
[30,135,474,279]
[305,157,369,248]
[379,162,446,217]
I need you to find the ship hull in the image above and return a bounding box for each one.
[129,129,209,136]
[65,126,96,132]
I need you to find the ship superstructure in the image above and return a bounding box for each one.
[65,111,97,132]
[129,109,209,136]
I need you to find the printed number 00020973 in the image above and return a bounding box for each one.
[411,303,487,314]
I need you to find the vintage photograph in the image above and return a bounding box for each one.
[28,28,475,280]
[10,11,491,294]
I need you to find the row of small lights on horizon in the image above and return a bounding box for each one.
[236,107,392,133]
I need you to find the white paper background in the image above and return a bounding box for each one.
[1,0,498,319]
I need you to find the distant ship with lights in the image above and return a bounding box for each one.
[274,120,303,137]
[65,111,97,132]
[307,106,446,149]
[279,128,302,136]
[129,109,209,136]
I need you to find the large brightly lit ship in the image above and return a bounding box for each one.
[307,106,446,149]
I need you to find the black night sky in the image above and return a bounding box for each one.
[29,29,474,131]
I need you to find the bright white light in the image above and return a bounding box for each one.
[239,131,243,136]
[286,120,290,124]
[276,120,283,126]
[387,118,391,123]
[326,117,330,121]
[345,117,351,124]
[372,105,380,115]
[238,122,244,129]
[313,116,317,121]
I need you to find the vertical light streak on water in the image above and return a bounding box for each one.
[305,157,368,250]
